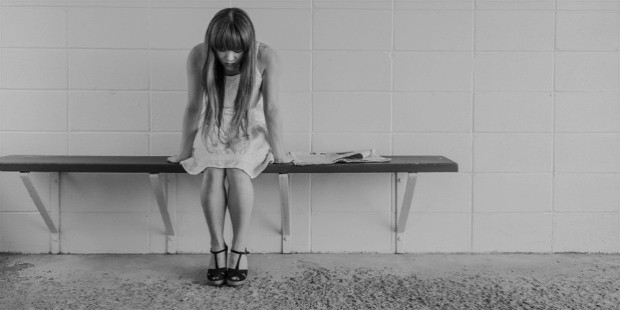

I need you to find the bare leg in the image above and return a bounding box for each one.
[225,168,254,271]
[200,168,227,270]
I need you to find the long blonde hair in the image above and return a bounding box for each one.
[202,8,257,141]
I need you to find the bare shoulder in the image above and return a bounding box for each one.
[188,42,207,67]
[257,42,279,74]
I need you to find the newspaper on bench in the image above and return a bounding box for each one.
[289,149,390,166]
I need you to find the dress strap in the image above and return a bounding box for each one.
[255,42,263,76]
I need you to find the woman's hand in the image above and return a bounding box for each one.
[273,153,293,164]
[167,152,191,163]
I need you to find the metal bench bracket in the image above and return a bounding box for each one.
[279,174,292,253]
[396,173,417,253]
[19,172,60,253]
[20,172,58,234]
[149,173,176,253]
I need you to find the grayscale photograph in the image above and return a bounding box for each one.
[0,0,619,309]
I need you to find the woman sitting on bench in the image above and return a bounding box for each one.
[168,7,290,287]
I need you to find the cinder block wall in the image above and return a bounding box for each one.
[1,0,619,253]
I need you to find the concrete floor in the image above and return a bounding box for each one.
[1,253,620,309]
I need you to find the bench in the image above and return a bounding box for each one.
[0,155,458,254]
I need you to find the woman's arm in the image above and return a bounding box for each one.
[261,44,290,163]
[167,44,205,163]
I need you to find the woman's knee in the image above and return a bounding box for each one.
[203,167,225,181]
[202,168,225,190]
[201,168,226,204]
[225,168,250,184]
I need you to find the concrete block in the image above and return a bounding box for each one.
[2,49,67,89]
[475,10,554,51]
[474,133,552,172]
[475,52,553,91]
[315,0,392,9]
[554,173,619,213]
[61,212,149,253]
[0,213,51,253]
[150,50,188,91]
[1,7,66,47]
[280,92,311,132]
[254,173,309,214]
[474,173,552,212]
[149,8,215,49]
[474,92,553,132]
[1,91,67,131]
[284,133,311,153]
[246,212,286,253]
[393,92,472,132]
[150,0,228,8]
[556,0,619,10]
[151,92,186,132]
[1,172,51,212]
[475,0,554,10]
[254,174,283,213]
[555,52,619,91]
[397,172,472,213]
[312,133,391,155]
[311,212,392,253]
[247,212,310,253]
[68,7,148,48]
[70,50,149,90]
[67,0,148,7]
[69,91,149,131]
[473,213,552,252]
[395,10,473,51]
[311,173,391,213]
[393,52,472,91]
[61,173,151,213]
[314,9,391,50]
[404,213,471,253]
[1,133,68,156]
[150,133,182,156]
[68,133,149,156]
[313,92,390,132]
[555,92,619,133]
[553,214,619,253]
[280,52,311,91]
[147,213,167,253]
[313,52,391,91]
[249,9,311,50]
[554,133,619,173]
[395,0,473,10]
[176,174,203,213]
[556,11,619,51]
[175,210,225,253]
[232,0,310,9]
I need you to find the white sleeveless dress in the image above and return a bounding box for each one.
[180,46,273,178]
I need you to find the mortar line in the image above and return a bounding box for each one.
[551,0,557,252]
[470,0,476,253]
[309,0,314,253]
[62,0,69,251]
[617,3,620,252]
[66,1,70,156]
[390,0,396,252]
[147,0,152,250]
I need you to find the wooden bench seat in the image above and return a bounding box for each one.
[0,155,458,254]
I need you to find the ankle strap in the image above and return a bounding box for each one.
[210,244,228,254]
[230,248,249,270]
[230,248,249,255]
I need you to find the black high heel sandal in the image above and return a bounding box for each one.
[207,244,227,286]
[226,248,249,287]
